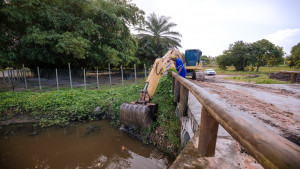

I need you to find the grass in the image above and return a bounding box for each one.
[223,74,289,84]
[204,65,294,75]
[0,84,143,127]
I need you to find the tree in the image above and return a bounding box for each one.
[135,13,181,64]
[216,52,231,70]
[201,55,211,66]
[251,39,284,71]
[216,41,254,71]
[0,0,145,69]
[286,42,300,68]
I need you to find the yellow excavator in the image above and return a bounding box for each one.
[120,48,203,128]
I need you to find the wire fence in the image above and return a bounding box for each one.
[0,64,149,92]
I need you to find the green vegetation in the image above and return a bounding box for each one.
[151,71,181,155]
[223,74,288,84]
[201,55,213,66]
[136,13,182,65]
[216,39,284,71]
[286,43,300,68]
[0,84,142,127]
[0,0,145,69]
[205,65,293,75]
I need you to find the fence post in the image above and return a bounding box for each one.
[12,69,16,82]
[7,69,11,86]
[68,63,72,90]
[121,65,124,88]
[134,64,137,84]
[198,107,219,157]
[144,64,147,78]
[2,71,7,90]
[96,69,99,90]
[23,64,28,90]
[19,69,22,79]
[18,69,21,80]
[16,69,19,80]
[179,85,189,117]
[108,64,111,88]
[84,69,86,90]
[9,69,15,91]
[55,68,59,90]
[37,66,42,90]
[174,79,180,102]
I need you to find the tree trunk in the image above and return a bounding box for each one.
[256,57,261,72]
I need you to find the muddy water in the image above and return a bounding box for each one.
[0,120,173,169]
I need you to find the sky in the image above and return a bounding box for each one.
[131,0,300,57]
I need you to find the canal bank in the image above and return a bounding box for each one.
[0,75,182,167]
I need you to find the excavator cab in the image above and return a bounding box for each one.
[185,49,202,67]
[184,49,204,81]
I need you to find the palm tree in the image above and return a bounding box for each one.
[136,13,182,62]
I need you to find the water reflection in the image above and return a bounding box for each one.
[0,120,173,169]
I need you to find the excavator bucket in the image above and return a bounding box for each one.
[120,102,158,128]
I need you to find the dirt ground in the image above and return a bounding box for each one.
[191,75,300,145]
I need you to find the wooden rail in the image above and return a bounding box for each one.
[171,71,300,169]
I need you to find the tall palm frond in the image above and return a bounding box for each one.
[136,13,182,62]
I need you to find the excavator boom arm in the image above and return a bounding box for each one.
[142,49,183,102]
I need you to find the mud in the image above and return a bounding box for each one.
[269,72,300,83]
[191,75,300,145]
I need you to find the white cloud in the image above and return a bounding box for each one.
[264,28,300,55]
[264,29,300,44]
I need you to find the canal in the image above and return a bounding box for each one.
[0,120,173,169]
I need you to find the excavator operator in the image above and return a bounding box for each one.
[169,54,187,78]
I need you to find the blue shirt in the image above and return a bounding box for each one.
[175,58,186,78]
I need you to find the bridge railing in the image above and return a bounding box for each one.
[171,71,300,169]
